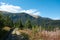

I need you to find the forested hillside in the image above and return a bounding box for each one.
[0,11,60,40]
[0,11,60,29]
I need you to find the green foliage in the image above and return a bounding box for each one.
[0,20,4,28]
[14,21,20,28]
[0,14,5,28]
[21,33,29,40]
[4,15,14,28]
[25,19,32,29]
[44,26,54,31]
[19,19,24,29]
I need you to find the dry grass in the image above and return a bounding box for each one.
[3,26,60,40]
[18,28,60,40]
[2,26,11,31]
[40,30,60,40]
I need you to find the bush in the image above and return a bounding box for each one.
[21,33,29,40]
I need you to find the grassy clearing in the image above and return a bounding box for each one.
[18,27,60,40]
[1,26,60,40]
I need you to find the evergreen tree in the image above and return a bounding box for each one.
[14,21,19,28]
[19,19,24,29]
[4,15,14,28]
[0,14,5,28]
[25,19,32,29]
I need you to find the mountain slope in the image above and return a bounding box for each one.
[0,11,60,27]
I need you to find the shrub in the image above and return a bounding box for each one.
[21,32,29,40]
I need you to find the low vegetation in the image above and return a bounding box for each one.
[0,13,60,40]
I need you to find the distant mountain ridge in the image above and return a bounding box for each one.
[0,11,60,28]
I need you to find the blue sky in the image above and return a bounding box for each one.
[0,0,60,19]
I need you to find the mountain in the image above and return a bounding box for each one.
[0,11,60,28]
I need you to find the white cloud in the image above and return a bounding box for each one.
[0,2,22,13]
[0,2,40,15]
[21,9,40,15]
[52,18,60,20]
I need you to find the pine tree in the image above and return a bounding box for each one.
[0,14,4,28]
[4,15,14,28]
[19,19,24,30]
[25,19,32,29]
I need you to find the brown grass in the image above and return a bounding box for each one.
[3,26,60,40]
[18,28,60,40]
[2,26,11,31]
